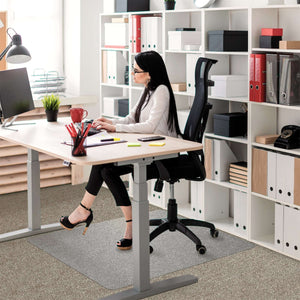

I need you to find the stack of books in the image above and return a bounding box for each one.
[229,161,248,187]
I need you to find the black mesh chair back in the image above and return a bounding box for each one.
[149,57,218,255]
[183,57,217,143]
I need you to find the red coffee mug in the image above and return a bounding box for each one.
[70,108,88,123]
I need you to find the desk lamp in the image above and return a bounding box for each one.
[0,28,31,129]
[0,28,31,63]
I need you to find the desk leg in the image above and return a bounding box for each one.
[0,149,62,242]
[132,161,150,292]
[27,149,41,230]
[101,160,198,300]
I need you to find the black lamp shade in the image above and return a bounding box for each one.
[6,34,31,64]
[6,45,31,63]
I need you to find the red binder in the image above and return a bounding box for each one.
[254,54,266,102]
[249,54,255,101]
[131,15,141,53]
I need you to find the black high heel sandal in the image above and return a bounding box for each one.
[60,202,93,235]
[117,219,132,250]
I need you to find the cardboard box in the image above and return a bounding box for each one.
[210,75,248,98]
[208,30,248,52]
[171,82,186,92]
[255,134,279,144]
[168,31,201,51]
[111,17,129,23]
[279,41,300,50]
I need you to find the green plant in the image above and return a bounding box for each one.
[41,94,61,111]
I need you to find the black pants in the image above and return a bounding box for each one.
[85,163,160,206]
[85,155,199,207]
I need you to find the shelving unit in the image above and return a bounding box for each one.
[100,5,300,261]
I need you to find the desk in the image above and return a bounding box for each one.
[0,118,203,300]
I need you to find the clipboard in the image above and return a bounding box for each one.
[62,140,127,148]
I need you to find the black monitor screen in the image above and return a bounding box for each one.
[0,68,35,119]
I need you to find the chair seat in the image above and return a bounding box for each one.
[157,153,205,182]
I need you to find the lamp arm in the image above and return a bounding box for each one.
[0,41,13,61]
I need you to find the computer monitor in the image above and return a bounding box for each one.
[0,68,35,129]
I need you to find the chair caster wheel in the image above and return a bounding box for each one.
[196,244,206,255]
[210,229,219,238]
[150,245,153,254]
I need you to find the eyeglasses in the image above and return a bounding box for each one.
[132,66,146,74]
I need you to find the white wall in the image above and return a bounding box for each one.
[64,0,80,96]
[64,0,101,119]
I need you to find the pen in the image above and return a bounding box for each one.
[101,138,114,142]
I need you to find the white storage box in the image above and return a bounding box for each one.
[103,96,129,117]
[210,75,248,98]
[103,0,115,13]
[168,31,201,51]
[104,23,128,48]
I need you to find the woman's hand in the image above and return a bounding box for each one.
[92,118,116,132]
[92,117,113,127]
[98,121,116,132]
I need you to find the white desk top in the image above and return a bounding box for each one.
[0,118,202,166]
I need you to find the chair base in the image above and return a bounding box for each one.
[150,198,218,254]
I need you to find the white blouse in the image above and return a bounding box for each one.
[112,85,177,137]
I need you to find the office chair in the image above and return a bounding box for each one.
[149,57,218,255]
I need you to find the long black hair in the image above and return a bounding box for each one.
[134,51,181,136]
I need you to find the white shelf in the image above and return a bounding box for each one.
[252,48,300,54]
[101,83,129,89]
[252,142,300,156]
[205,133,248,144]
[205,51,249,56]
[250,101,300,111]
[101,47,129,52]
[208,95,249,103]
[166,50,202,54]
[252,5,300,9]
[101,10,162,16]
[174,91,194,97]
[251,192,300,209]
[205,179,248,193]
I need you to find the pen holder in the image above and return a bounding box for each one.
[71,136,87,156]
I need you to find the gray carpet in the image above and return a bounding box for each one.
[28,210,254,290]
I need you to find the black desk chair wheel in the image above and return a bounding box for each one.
[149,57,219,255]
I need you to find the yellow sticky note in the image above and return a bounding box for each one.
[127,142,141,147]
[149,142,165,146]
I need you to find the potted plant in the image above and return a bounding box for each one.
[164,0,176,10]
[41,94,61,122]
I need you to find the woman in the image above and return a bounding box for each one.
[60,50,181,250]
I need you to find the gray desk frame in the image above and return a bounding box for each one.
[0,119,200,299]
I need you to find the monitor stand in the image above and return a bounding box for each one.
[1,116,35,131]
